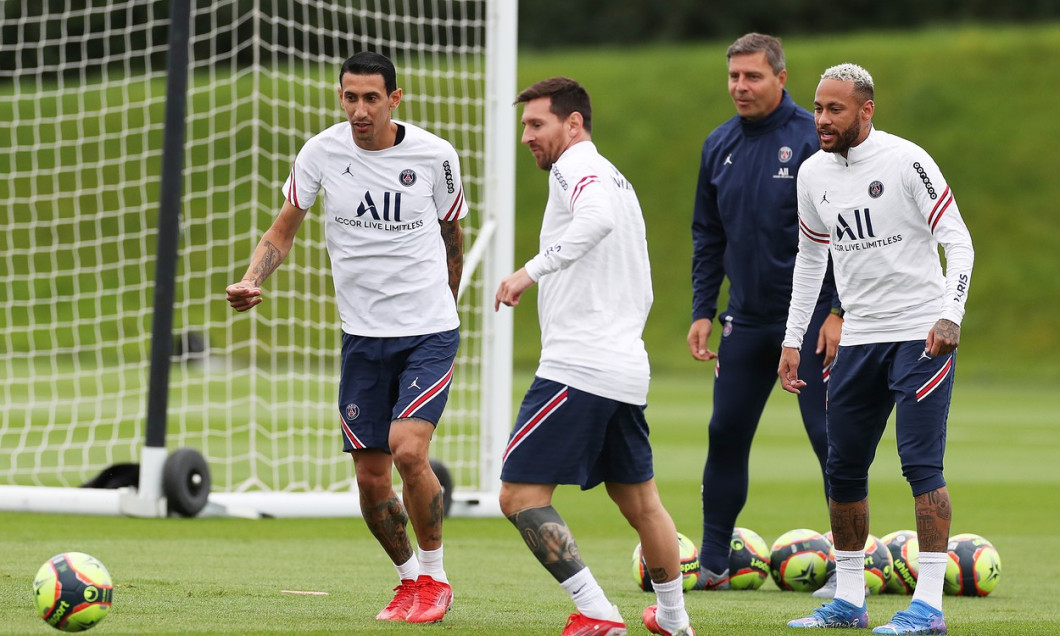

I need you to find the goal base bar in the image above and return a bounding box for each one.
[204,491,502,519]
[0,485,501,519]
[0,485,166,517]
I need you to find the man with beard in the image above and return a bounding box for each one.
[227,51,464,624]
[688,32,842,593]
[780,63,974,635]
[496,76,695,636]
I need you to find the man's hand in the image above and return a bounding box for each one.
[494,268,535,310]
[816,312,843,367]
[925,318,960,356]
[778,346,805,394]
[686,318,717,361]
[226,279,262,312]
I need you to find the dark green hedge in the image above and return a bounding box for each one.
[517,0,1060,49]
[6,0,1058,79]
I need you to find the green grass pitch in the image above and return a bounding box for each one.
[2,374,1057,635]
[4,20,1060,635]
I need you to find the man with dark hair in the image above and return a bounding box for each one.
[495,76,696,636]
[340,51,397,93]
[782,63,973,634]
[226,50,466,624]
[688,32,841,591]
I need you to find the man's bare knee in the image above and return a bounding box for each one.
[499,482,553,517]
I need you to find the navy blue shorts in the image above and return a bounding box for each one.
[500,377,654,490]
[337,328,458,453]
[825,341,955,501]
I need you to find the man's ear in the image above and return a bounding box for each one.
[861,98,875,123]
[567,111,583,136]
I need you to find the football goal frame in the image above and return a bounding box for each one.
[0,0,516,518]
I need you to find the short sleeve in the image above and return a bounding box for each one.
[282,137,324,210]
[435,144,468,222]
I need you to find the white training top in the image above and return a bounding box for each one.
[784,127,974,347]
[283,120,468,337]
[525,141,653,405]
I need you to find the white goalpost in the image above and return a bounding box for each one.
[0,0,516,518]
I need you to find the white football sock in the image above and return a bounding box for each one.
[912,551,947,611]
[418,545,448,584]
[395,553,419,582]
[833,549,866,607]
[562,567,614,620]
[652,575,690,631]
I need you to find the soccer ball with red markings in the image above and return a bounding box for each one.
[881,529,920,594]
[728,527,771,590]
[770,529,832,591]
[944,533,1002,596]
[862,534,894,595]
[33,552,113,632]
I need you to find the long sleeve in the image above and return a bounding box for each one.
[529,141,653,405]
[690,146,726,322]
[905,156,974,325]
[783,175,831,348]
[525,173,615,281]
[936,210,974,325]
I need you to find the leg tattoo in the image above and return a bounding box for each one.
[419,489,445,545]
[829,498,870,551]
[648,566,670,584]
[914,487,952,553]
[507,505,585,583]
[365,495,415,564]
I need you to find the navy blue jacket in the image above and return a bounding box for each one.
[691,90,837,325]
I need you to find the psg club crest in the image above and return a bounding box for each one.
[345,403,360,421]
[778,146,793,163]
[868,180,884,198]
[399,169,417,187]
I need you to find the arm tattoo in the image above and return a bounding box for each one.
[439,220,463,301]
[363,495,415,565]
[249,240,283,286]
[507,505,586,583]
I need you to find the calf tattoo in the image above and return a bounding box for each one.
[421,490,445,544]
[829,498,870,550]
[914,488,952,552]
[365,495,414,564]
[507,505,585,582]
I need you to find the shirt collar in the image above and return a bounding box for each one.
[739,90,797,136]
[826,125,878,166]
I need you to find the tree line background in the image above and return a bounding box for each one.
[518,0,1059,48]
[4,0,1059,78]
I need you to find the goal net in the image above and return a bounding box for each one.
[0,0,515,517]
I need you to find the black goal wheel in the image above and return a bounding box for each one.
[162,447,211,517]
[429,458,453,518]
